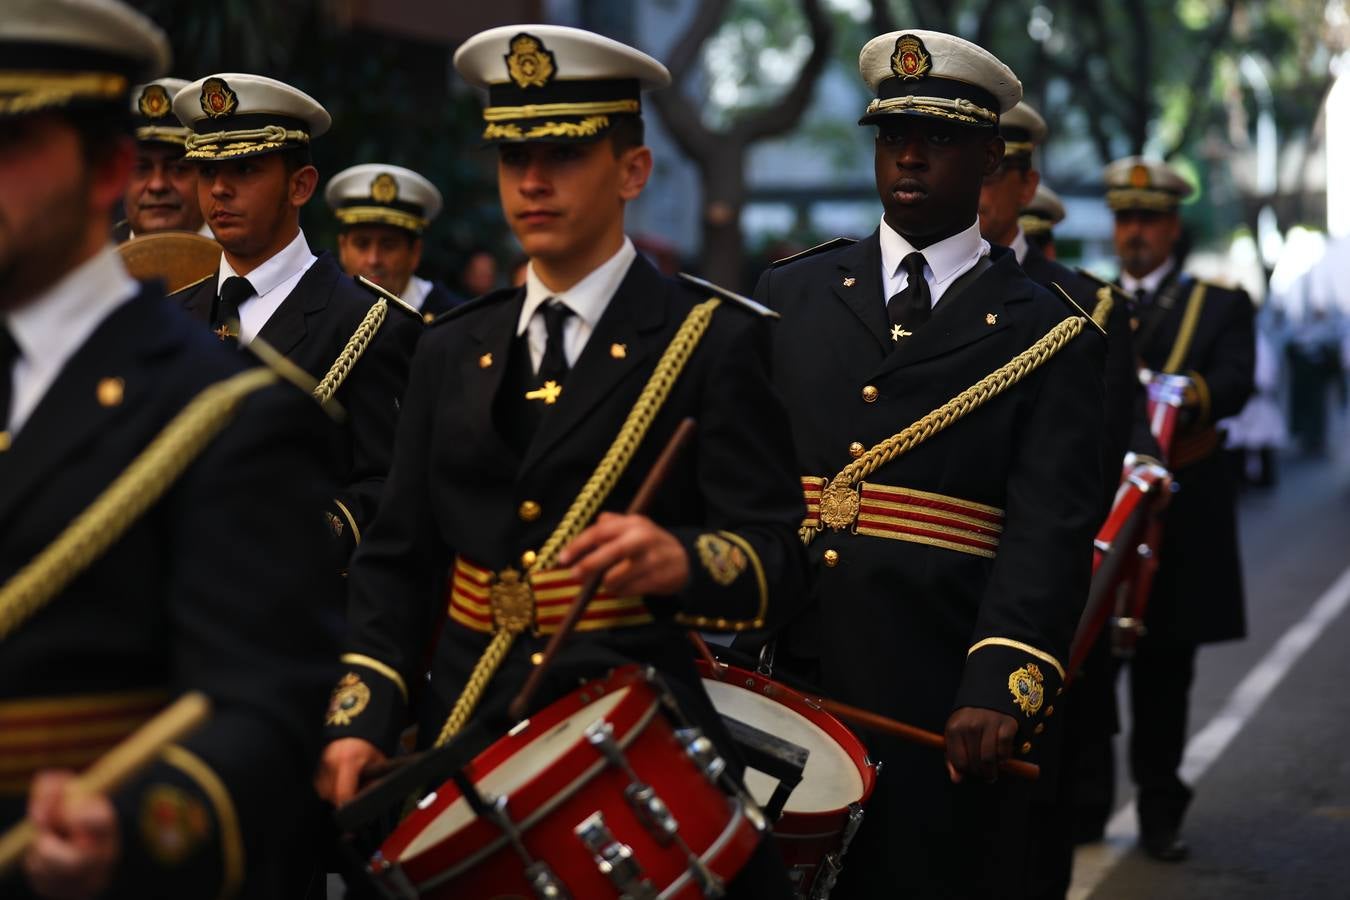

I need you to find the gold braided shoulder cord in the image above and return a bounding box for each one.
[313,300,387,404]
[435,298,722,745]
[0,369,279,641]
[1091,286,1114,330]
[1162,282,1207,374]
[803,315,1087,545]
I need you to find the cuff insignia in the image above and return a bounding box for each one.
[696,533,746,586]
[1008,664,1045,716]
[141,784,211,866]
[326,672,371,727]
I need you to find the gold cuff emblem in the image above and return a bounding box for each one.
[1008,663,1045,716]
[141,784,211,866]
[326,672,371,726]
[891,34,932,81]
[697,533,747,586]
[199,77,238,119]
[506,33,557,89]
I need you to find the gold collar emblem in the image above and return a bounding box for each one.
[370,173,398,204]
[891,34,932,81]
[199,77,238,119]
[506,33,557,89]
[843,276,856,287]
[985,313,998,326]
[138,83,171,119]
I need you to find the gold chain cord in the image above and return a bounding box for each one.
[802,315,1086,544]
[0,369,279,641]
[434,298,722,745]
[313,300,387,404]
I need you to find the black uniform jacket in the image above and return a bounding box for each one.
[174,252,421,561]
[419,279,466,321]
[756,231,1104,751]
[1021,242,1148,509]
[1134,266,1255,644]
[0,287,341,897]
[328,254,807,754]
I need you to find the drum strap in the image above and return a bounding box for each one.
[434,298,723,746]
[803,314,1087,544]
[0,368,279,641]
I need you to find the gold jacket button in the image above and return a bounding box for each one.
[518,500,541,522]
[1034,723,1045,735]
[1020,741,1033,754]
[848,441,865,458]
[861,385,879,403]
[530,652,544,665]
[1044,705,1054,717]
[520,549,537,567]
[823,549,840,567]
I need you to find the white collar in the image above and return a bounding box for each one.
[879,217,989,292]
[1010,227,1029,265]
[1120,257,1175,296]
[403,275,432,311]
[517,237,636,336]
[217,229,313,297]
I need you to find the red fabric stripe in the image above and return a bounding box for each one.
[858,506,1003,538]
[859,489,1003,524]
[858,520,999,550]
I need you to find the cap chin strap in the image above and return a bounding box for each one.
[185,125,309,155]
[864,94,998,126]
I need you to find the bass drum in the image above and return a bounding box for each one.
[697,660,877,899]
[371,665,764,899]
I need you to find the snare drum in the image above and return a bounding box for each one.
[371,665,764,899]
[697,661,876,899]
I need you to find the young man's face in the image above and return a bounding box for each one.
[496,138,646,266]
[874,117,1003,248]
[978,158,1038,248]
[1113,209,1180,279]
[125,143,203,234]
[337,224,421,295]
[0,113,127,311]
[196,153,313,260]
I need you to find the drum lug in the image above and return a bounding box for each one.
[585,720,680,846]
[483,793,573,900]
[365,852,418,900]
[840,801,865,852]
[808,850,845,900]
[524,860,573,900]
[574,812,658,900]
[676,728,727,783]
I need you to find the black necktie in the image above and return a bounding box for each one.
[536,301,574,383]
[213,276,254,343]
[0,322,18,434]
[887,251,932,344]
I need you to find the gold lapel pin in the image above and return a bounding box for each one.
[891,324,912,341]
[478,352,493,369]
[97,377,124,407]
[985,313,998,326]
[610,343,627,359]
[843,276,856,288]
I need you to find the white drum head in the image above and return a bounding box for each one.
[702,680,863,814]
[401,687,632,860]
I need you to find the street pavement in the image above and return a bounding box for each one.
[1073,427,1350,899]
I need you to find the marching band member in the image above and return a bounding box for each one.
[755,30,1105,898]
[114,77,211,242]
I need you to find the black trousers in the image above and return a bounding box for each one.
[1127,640,1197,835]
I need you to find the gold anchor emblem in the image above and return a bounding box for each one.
[843,276,856,288]
[524,380,563,405]
[891,324,912,341]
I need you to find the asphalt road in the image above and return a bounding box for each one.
[1073,426,1350,899]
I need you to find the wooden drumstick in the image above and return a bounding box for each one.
[508,418,698,722]
[0,691,212,873]
[808,695,1040,781]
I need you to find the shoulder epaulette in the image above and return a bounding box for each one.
[1048,281,1108,337]
[677,272,777,319]
[427,287,518,327]
[1072,267,1132,302]
[355,275,422,321]
[768,237,856,268]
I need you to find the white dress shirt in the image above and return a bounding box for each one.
[879,217,990,308]
[2,245,139,435]
[1120,257,1175,300]
[215,229,318,344]
[1010,227,1029,265]
[516,237,637,372]
[403,275,433,312]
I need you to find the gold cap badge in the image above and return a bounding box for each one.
[1128,163,1151,189]
[138,84,171,119]
[199,77,237,119]
[505,33,557,89]
[370,172,398,204]
[891,34,931,81]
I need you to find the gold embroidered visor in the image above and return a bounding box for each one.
[0,70,129,117]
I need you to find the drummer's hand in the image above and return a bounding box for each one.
[559,512,690,596]
[944,707,1018,784]
[316,738,387,806]
[24,770,119,900]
